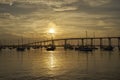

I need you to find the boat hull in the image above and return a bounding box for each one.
[16,47,25,51]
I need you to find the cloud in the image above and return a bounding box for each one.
[83,0,111,7]
[53,6,77,11]
[0,0,14,5]
[0,0,120,40]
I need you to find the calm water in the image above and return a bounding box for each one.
[0,48,120,80]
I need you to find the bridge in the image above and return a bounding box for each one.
[0,36,120,51]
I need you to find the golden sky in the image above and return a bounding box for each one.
[0,0,120,40]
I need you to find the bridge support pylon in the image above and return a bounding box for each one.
[64,39,67,50]
[100,38,103,49]
[81,39,84,46]
[118,38,120,50]
[91,38,93,47]
[108,38,112,47]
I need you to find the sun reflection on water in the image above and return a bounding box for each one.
[49,51,56,69]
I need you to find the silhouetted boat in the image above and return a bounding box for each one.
[8,47,13,50]
[79,31,93,51]
[47,33,56,51]
[64,44,74,50]
[102,46,114,51]
[16,36,26,51]
[27,47,30,50]
[75,46,80,50]
[91,46,98,50]
[46,45,56,51]
[92,32,98,50]
[32,46,40,49]
[68,45,74,50]
[16,47,25,51]
[75,47,79,50]
[79,46,93,51]
[12,46,16,49]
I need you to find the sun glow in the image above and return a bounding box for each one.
[49,28,55,34]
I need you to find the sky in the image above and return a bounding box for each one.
[0,0,120,41]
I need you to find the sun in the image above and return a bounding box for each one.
[49,28,55,34]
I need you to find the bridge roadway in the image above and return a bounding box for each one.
[26,36,120,45]
[0,37,120,49]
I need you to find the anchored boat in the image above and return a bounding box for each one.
[46,45,56,51]
[102,46,114,51]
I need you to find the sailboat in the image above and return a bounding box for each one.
[91,32,98,50]
[79,31,93,51]
[46,44,56,51]
[46,31,56,51]
[79,46,93,51]
[102,46,114,51]
[17,47,25,51]
[46,39,56,51]
[102,36,114,51]
[8,41,14,50]
[75,40,80,50]
[46,37,56,51]
[16,36,25,51]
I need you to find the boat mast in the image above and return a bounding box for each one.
[18,39,19,47]
[93,32,95,46]
[86,30,88,46]
[51,33,54,45]
[21,35,23,47]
